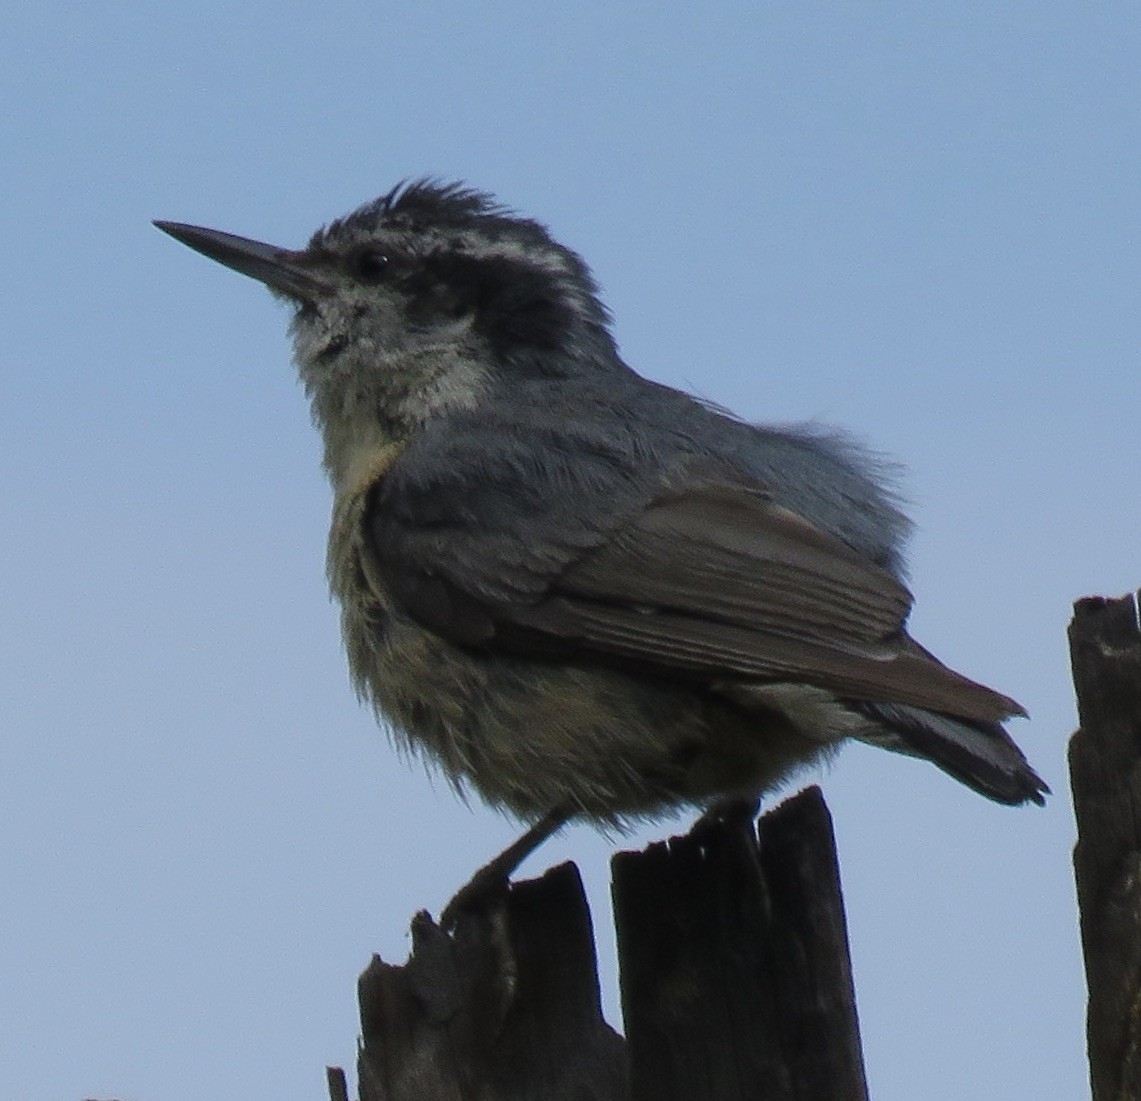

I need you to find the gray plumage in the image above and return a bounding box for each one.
[154,180,1047,827]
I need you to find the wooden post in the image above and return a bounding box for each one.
[1069,590,1141,1101]
[342,862,628,1101]
[329,787,865,1099]
[612,789,867,1101]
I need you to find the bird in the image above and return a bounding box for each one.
[155,180,1046,888]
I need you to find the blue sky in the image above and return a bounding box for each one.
[3,4,1138,1099]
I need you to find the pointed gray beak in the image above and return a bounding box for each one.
[153,221,330,301]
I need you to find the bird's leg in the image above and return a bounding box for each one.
[440,804,572,929]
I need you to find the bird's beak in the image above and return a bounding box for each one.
[153,221,330,301]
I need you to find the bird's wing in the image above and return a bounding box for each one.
[369,453,1023,725]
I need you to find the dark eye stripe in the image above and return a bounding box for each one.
[350,248,391,282]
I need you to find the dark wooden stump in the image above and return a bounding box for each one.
[1069,590,1141,1101]
[612,789,867,1101]
[345,861,627,1101]
[328,787,865,1100]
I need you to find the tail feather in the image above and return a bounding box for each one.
[852,700,1048,806]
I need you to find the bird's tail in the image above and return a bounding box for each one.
[851,700,1048,806]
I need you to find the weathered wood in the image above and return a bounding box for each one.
[330,789,866,1099]
[326,1065,350,1101]
[345,861,628,1101]
[611,788,868,1101]
[1069,590,1141,1101]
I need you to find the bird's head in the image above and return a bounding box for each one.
[156,181,617,473]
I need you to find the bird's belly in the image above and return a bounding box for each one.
[329,475,829,820]
[345,600,828,821]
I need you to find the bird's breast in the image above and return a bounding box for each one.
[326,440,408,694]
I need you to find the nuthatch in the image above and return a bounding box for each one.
[156,181,1046,879]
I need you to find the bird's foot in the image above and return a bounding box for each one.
[440,806,570,930]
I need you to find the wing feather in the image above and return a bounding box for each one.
[371,467,1023,724]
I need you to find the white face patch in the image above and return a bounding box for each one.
[287,191,612,482]
[292,294,490,483]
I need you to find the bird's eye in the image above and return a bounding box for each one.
[350,248,391,283]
